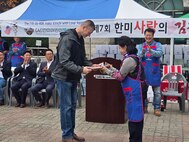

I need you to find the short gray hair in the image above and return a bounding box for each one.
[81,20,95,30]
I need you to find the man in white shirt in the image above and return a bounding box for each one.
[31,49,56,108]
[11,51,37,108]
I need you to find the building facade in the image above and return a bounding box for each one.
[134,0,189,17]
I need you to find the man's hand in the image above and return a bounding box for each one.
[147,45,151,52]
[142,48,145,54]
[82,66,92,74]
[89,64,102,71]
[23,61,28,65]
[13,48,18,53]
[43,66,49,73]
[3,51,8,54]
[22,61,29,68]
[92,64,100,67]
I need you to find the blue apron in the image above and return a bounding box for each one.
[141,42,161,86]
[121,55,144,122]
[9,43,25,67]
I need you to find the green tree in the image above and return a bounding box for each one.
[0,0,26,13]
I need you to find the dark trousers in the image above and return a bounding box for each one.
[31,81,55,104]
[128,120,144,142]
[142,82,148,109]
[11,79,32,104]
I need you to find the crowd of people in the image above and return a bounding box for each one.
[52,20,163,142]
[0,36,27,105]
[0,36,56,108]
[0,20,163,142]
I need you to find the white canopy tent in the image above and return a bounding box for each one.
[0,0,169,20]
[0,0,174,64]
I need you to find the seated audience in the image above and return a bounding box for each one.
[31,49,56,108]
[11,51,37,108]
[0,51,12,105]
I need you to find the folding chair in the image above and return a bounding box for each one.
[36,87,57,108]
[4,78,11,105]
[31,77,58,108]
[7,73,35,107]
[161,65,188,112]
[8,76,34,107]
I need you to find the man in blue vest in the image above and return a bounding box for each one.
[8,37,27,67]
[137,28,163,117]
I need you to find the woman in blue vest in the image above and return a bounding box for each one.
[8,37,27,67]
[101,36,146,142]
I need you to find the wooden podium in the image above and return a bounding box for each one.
[86,57,126,124]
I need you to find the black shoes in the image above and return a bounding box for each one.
[15,103,21,107]
[15,103,26,108]
[20,104,26,108]
[0,100,4,106]
[36,102,45,107]
[45,102,50,108]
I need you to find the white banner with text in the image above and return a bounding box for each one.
[1,18,189,38]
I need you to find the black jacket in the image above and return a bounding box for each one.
[52,29,92,82]
[37,59,56,83]
[14,60,37,81]
[1,60,12,80]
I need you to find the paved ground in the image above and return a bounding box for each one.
[0,97,189,142]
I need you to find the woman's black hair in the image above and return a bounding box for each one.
[118,36,138,55]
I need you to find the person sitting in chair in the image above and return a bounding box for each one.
[11,51,37,108]
[0,51,12,105]
[31,49,56,108]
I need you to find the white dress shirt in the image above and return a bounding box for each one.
[0,61,4,78]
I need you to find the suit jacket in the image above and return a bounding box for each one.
[37,59,56,83]
[14,60,37,82]
[1,60,12,80]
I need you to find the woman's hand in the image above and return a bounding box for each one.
[99,66,108,74]
[104,62,112,68]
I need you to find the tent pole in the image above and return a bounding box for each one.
[89,38,91,59]
[170,38,174,65]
